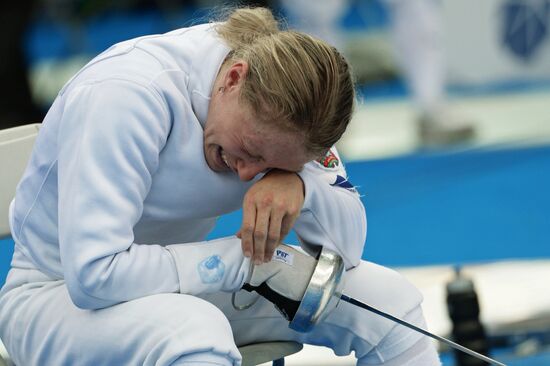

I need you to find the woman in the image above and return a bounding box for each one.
[0,7,439,366]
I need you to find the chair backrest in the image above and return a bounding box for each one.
[0,124,40,238]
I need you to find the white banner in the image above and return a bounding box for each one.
[443,0,550,85]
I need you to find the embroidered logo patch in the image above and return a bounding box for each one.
[272,247,294,266]
[317,149,339,168]
[198,255,225,284]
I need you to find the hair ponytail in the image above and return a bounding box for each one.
[215,7,280,49]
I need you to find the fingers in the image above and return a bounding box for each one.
[265,210,285,262]
[253,207,271,264]
[241,197,286,264]
[240,202,256,259]
[239,171,305,264]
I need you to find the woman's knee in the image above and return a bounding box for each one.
[313,261,425,359]
[141,294,240,365]
[359,320,441,366]
[344,261,423,316]
[176,295,234,336]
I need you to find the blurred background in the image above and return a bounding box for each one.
[1,0,549,365]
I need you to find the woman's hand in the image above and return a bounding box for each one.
[237,169,305,264]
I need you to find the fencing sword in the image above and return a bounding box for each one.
[340,294,506,366]
[288,247,507,366]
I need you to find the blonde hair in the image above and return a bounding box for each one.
[215,7,355,156]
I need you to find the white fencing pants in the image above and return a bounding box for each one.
[0,261,438,365]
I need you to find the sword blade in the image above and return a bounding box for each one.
[339,294,506,366]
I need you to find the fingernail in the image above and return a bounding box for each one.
[254,258,262,266]
[244,251,251,258]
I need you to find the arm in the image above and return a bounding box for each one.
[238,148,365,270]
[58,80,248,310]
[294,148,366,269]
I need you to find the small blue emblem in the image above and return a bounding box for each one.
[198,255,225,284]
[331,175,357,193]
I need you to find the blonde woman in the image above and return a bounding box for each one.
[0,7,439,366]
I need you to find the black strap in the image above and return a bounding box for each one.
[243,283,301,321]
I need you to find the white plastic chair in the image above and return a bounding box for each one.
[0,124,40,239]
[0,124,40,366]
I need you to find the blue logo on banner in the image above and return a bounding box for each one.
[502,0,549,61]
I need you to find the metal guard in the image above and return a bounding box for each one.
[289,247,345,332]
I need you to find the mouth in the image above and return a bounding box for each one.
[216,146,232,172]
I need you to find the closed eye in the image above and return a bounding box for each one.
[242,146,263,163]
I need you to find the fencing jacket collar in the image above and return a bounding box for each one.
[187,23,232,128]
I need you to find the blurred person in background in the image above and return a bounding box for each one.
[280,0,476,148]
[0,6,440,366]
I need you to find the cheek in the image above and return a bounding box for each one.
[203,121,218,144]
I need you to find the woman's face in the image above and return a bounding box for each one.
[204,62,311,182]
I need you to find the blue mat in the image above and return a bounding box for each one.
[0,238,13,285]
[345,144,550,266]
[2,144,549,285]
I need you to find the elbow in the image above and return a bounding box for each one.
[347,198,367,266]
[345,247,363,270]
[65,283,103,310]
[64,267,116,310]
[340,188,367,250]
[355,198,367,243]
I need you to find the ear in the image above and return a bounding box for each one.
[222,61,249,91]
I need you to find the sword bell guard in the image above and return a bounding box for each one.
[289,247,346,333]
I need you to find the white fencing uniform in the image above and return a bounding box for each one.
[0,23,436,365]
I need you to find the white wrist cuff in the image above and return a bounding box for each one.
[167,236,251,295]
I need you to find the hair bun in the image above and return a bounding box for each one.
[215,7,280,49]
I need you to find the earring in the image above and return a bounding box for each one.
[218,86,225,93]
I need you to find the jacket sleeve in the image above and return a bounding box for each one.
[57,79,248,310]
[294,148,366,269]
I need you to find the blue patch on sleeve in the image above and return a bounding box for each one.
[331,175,357,192]
[198,255,225,284]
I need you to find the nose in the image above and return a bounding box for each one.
[236,159,265,181]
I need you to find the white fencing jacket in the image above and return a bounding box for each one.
[7,23,366,310]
